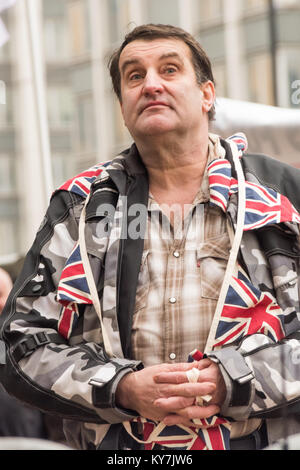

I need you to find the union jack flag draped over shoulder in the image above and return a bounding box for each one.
[55,134,299,450]
[56,164,105,338]
[207,154,300,230]
[58,163,104,198]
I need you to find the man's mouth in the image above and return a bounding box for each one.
[141,102,169,113]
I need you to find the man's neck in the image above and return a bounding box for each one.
[136,131,210,206]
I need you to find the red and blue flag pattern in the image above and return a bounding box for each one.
[56,162,111,338]
[56,163,107,338]
[58,164,105,198]
[126,414,231,450]
[208,158,300,230]
[57,242,93,338]
[214,269,285,348]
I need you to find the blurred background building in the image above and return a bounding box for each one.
[0,0,300,268]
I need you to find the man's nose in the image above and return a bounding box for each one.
[142,70,164,96]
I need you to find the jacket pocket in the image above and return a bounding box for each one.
[197,233,230,300]
[134,250,150,312]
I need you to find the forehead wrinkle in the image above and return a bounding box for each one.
[159,52,184,62]
[120,50,187,77]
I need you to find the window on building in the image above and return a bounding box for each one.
[0,11,11,61]
[0,40,10,62]
[243,0,268,13]
[111,97,131,151]
[77,94,96,153]
[68,0,91,57]
[0,86,13,127]
[0,218,18,257]
[248,53,274,105]
[44,17,70,62]
[196,0,223,23]
[0,193,18,257]
[0,154,15,194]
[273,0,300,8]
[196,27,225,63]
[0,81,5,105]
[213,63,228,97]
[47,87,74,128]
[106,0,131,44]
[145,0,180,25]
[52,153,75,188]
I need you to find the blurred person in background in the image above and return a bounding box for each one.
[0,24,300,451]
[0,267,47,438]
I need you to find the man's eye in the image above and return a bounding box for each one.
[129,73,142,81]
[164,66,177,74]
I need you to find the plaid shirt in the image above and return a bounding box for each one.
[131,152,230,366]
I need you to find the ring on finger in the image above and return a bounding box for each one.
[185,367,212,406]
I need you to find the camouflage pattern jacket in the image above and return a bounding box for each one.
[1,137,300,450]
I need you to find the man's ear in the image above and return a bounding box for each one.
[201,81,216,115]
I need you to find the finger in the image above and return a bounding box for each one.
[160,362,200,373]
[154,364,207,385]
[158,381,216,399]
[197,358,212,370]
[176,403,220,420]
[154,361,214,384]
[154,371,191,385]
[153,396,195,411]
[163,404,220,426]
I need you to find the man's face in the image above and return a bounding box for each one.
[119,38,214,141]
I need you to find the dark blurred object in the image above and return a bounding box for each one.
[0,383,47,438]
[0,260,67,445]
[43,414,68,446]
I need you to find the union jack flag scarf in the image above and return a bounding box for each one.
[208,157,300,230]
[56,164,105,338]
[55,134,299,450]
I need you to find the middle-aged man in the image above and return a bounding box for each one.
[1,24,300,451]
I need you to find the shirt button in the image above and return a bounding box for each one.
[169,297,177,304]
[169,353,176,360]
[173,251,180,258]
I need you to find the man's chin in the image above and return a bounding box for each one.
[136,121,176,137]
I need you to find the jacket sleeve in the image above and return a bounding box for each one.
[0,190,142,425]
[206,331,300,421]
[206,218,300,422]
[206,226,300,422]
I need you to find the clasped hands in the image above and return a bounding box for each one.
[116,359,226,428]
